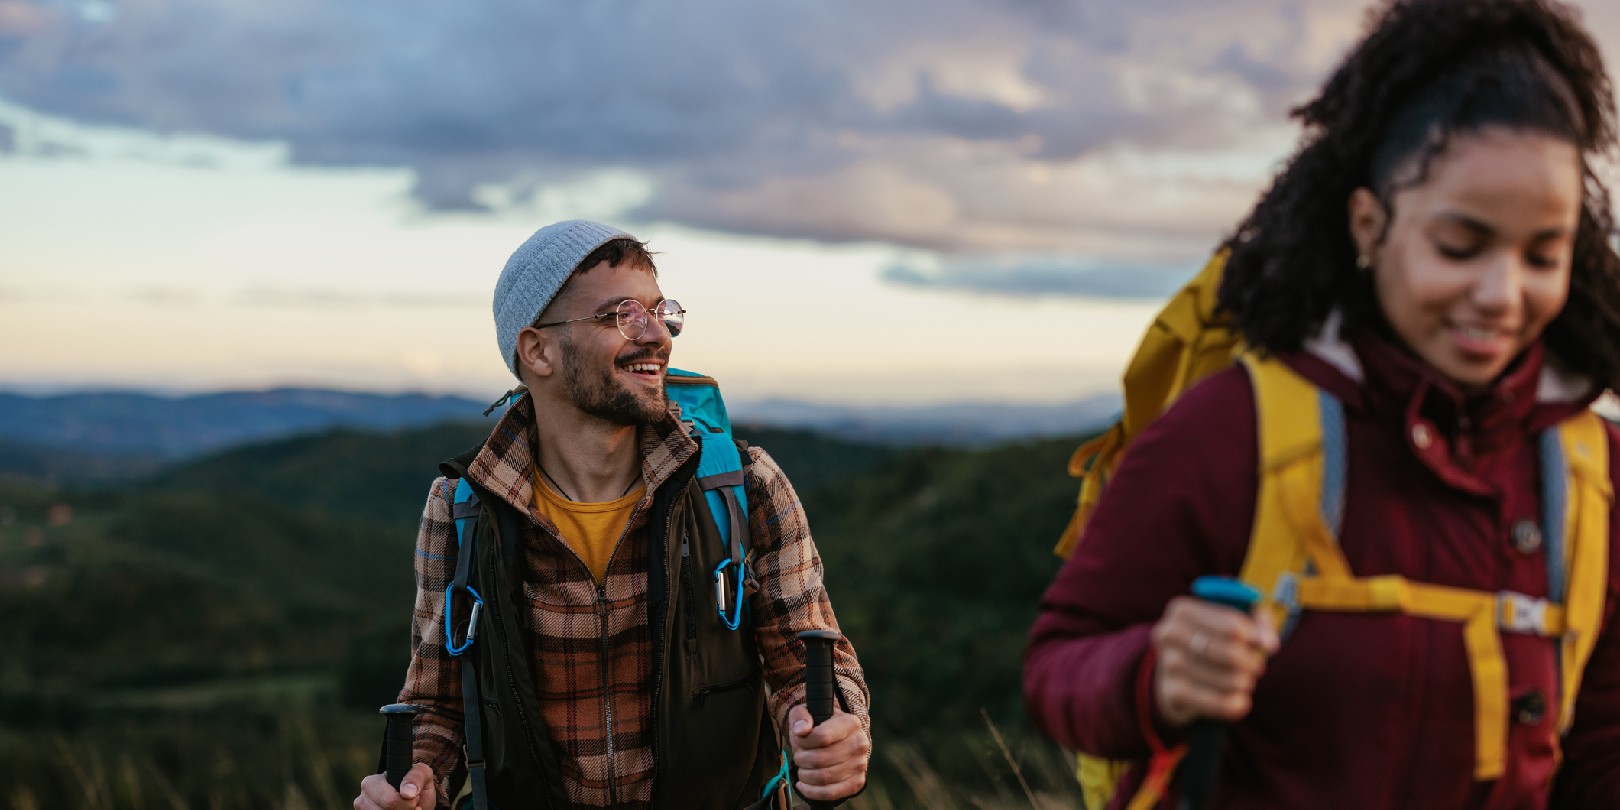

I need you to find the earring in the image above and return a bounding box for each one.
[1355,254,1371,271]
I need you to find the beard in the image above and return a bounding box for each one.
[558,334,669,426]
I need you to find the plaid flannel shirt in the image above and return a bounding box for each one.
[399,395,870,808]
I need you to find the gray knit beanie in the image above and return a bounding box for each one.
[493,219,633,378]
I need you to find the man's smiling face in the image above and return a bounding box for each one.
[547,259,673,426]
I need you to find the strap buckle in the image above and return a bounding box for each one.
[1271,571,1307,637]
[1497,591,1550,634]
[1272,571,1301,614]
[444,584,485,656]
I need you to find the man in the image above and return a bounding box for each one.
[355,220,871,809]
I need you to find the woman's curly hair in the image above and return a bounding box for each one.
[1216,0,1620,390]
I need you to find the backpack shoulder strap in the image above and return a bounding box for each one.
[441,468,491,810]
[1237,354,1348,632]
[1548,410,1612,732]
[450,479,481,551]
[665,369,755,630]
[665,369,751,535]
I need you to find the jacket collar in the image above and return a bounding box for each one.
[465,393,698,517]
[1296,313,1596,420]
[1283,313,1598,491]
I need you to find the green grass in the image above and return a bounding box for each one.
[2,709,375,810]
[4,704,1083,809]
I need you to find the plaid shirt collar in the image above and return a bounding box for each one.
[466,391,698,516]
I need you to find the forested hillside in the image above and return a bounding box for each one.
[0,420,1088,807]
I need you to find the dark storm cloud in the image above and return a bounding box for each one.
[0,0,1366,257]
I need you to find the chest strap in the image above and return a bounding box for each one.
[1240,355,1612,782]
[1295,576,1562,778]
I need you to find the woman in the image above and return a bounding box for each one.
[1023,1,1620,807]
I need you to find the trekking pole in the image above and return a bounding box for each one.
[1180,577,1262,810]
[798,629,842,810]
[380,703,421,790]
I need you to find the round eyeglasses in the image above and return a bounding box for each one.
[533,298,685,340]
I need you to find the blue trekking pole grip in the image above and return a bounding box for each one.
[380,703,421,790]
[1180,576,1262,810]
[798,629,842,810]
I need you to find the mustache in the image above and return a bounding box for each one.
[616,347,670,365]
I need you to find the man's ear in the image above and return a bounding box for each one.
[1347,187,1388,264]
[514,326,558,380]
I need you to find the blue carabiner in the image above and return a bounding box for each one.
[444,583,485,657]
[713,558,746,631]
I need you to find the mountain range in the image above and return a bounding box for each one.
[0,387,1119,484]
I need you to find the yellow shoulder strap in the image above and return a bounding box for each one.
[1554,410,1612,732]
[1236,355,1348,629]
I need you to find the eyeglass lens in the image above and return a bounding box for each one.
[615,299,685,340]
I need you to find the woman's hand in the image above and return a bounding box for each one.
[1151,596,1280,728]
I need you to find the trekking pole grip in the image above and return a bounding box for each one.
[1180,577,1262,810]
[380,703,421,790]
[798,629,842,810]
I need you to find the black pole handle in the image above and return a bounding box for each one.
[380,703,421,791]
[798,629,842,810]
[1179,577,1261,810]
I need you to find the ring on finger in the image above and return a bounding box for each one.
[1190,631,1211,657]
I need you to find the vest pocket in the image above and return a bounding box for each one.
[695,673,756,706]
[663,666,773,805]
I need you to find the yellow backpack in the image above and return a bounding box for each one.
[1058,252,1614,810]
[1055,251,1238,560]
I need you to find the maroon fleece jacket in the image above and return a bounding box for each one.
[1025,332,1620,809]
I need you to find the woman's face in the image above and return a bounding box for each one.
[1349,127,1582,392]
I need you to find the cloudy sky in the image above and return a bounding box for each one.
[2,0,1617,405]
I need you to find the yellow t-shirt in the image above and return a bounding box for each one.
[531,472,646,584]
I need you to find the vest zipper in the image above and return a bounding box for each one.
[681,537,698,641]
